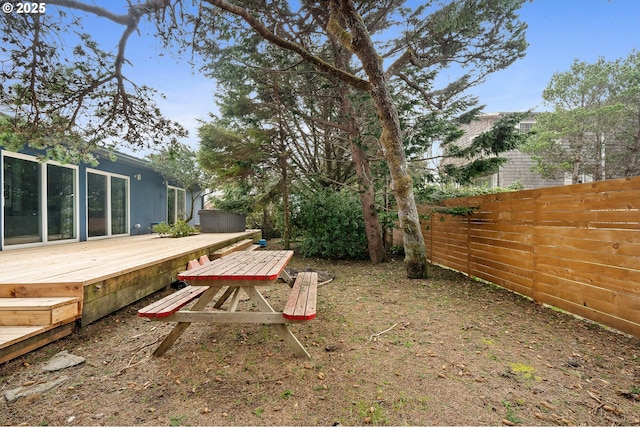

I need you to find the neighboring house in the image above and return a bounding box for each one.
[452,113,564,190]
[0,147,204,251]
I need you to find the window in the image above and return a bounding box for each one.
[167,186,186,224]
[87,172,107,237]
[87,170,129,238]
[519,122,534,133]
[47,164,77,241]
[111,176,128,235]
[2,152,78,247]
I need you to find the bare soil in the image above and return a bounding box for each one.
[1,247,639,426]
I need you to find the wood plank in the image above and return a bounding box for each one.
[423,176,640,338]
[0,283,83,299]
[0,297,80,326]
[241,286,310,358]
[283,272,317,321]
[210,239,254,258]
[0,297,79,310]
[0,326,45,347]
[137,286,209,318]
[179,251,293,282]
[0,323,76,364]
[151,286,223,357]
[51,302,80,324]
[0,311,52,326]
[0,231,263,364]
[163,311,288,323]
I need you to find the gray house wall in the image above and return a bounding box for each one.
[454,113,564,190]
[89,151,169,236]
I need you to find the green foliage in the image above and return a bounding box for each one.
[152,220,197,238]
[388,245,405,257]
[198,124,268,182]
[414,183,522,205]
[208,184,255,216]
[147,143,215,222]
[0,13,186,161]
[353,400,387,425]
[502,400,523,425]
[523,52,640,181]
[295,190,368,259]
[169,414,188,426]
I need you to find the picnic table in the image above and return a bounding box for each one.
[138,250,317,358]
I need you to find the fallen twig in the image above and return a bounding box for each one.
[368,322,399,342]
[318,278,334,286]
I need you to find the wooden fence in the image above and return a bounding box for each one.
[420,176,640,338]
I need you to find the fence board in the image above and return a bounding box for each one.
[422,175,640,338]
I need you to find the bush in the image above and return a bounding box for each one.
[296,189,368,259]
[153,220,197,238]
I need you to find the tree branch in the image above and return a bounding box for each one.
[47,0,132,25]
[206,0,370,92]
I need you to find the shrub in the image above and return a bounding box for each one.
[296,189,368,259]
[153,220,197,238]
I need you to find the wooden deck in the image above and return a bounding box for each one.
[0,230,261,364]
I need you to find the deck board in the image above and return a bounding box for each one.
[0,232,259,286]
[0,297,79,310]
[0,326,46,347]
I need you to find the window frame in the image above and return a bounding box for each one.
[166,185,187,224]
[1,151,79,249]
[86,168,130,239]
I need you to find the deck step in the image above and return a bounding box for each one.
[0,323,77,364]
[211,239,255,259]
[0,326,46,349]
[0,297,80,326]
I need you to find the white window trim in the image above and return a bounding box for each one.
[1,151,80,249]
[167,185,187,223]
[86,168,130,240]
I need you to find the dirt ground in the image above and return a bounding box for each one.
[1,248,639,426]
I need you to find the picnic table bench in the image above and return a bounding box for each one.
[137,250,317,358]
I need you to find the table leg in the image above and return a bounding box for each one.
[213,287,235,309]
[227,288,244,312]
[153,286,222,356]
[242,287,311,359]
[279,269,294,287]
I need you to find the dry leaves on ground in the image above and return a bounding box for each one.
[1,253,639,426]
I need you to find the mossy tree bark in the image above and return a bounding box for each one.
[328,0,427,277]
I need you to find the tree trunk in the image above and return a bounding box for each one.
[332,0,427,278]
[350,139,388,264]
[186,191,196,223]
[278,149,291,250]
[209,0,428,277]
[333,51,387,263]
[626,111,640,176]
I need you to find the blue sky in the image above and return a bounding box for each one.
[470,0,640,113]
[54,0,640,152]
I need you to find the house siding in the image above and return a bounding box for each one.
[88,152,169,236]
[454,113,564,190]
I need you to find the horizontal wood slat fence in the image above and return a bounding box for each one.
[420,176,640,338]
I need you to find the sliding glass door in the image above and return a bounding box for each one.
[87,172,108,237]
[111,176,128,235]
[167,185,186,224]
[47,164,77,241]
[87,170,129,238]
[3,155,41,245]
[2,153,78,247]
